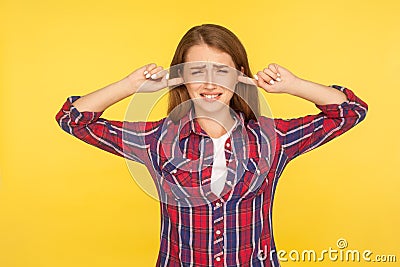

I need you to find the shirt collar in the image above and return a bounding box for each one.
[178,107,246,141]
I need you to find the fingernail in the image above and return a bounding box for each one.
[144,70,148,75]
[277,73,281,77]
[145,73,151,79]
[269,80,275,85]
[151,74,157,79]
[254,74,259,81]
[276,77,281,82]
[165,73,169,80]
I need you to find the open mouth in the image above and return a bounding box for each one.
[199,93,223,100]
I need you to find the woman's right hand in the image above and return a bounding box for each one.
[125,63,183,94]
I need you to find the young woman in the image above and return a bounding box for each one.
[55,24,368,267]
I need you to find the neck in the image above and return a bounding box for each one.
[194,107,235,138]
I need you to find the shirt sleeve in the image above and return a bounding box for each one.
[274,85,368,161]
[55,96,164,165]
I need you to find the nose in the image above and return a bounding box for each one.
[204,71,216,89]
[204,81,216,89]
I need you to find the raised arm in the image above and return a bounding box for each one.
[71,63,173,112]
[55,64,178,164]
[254,63,368,160]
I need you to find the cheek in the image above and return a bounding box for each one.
[185,86,196,99]
[186,83,204,97]
[224,89,234,101]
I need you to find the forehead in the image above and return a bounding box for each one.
[185,44,235,68]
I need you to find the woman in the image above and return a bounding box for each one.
[55,24,368,267]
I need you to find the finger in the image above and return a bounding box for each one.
[263,68,279,82]
[149,66,164,79]
[144,63,157,72]
[150,68,167,80]
[143,63,157,78]
[255,72,271,91]
[257,71,276,85]
[167,77,184,88]
[268,63,279,73]
[268,63,281,78]
[237,75,257,85]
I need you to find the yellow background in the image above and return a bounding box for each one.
[1,0,399,266]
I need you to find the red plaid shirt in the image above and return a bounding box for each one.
[55,85,368,267]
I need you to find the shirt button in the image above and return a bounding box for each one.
[171,169,177,174]
[226,181,232,186]
[216,230,221,235]
[216,257,221,262]
[226,142,230,148]
[215,202,221,207]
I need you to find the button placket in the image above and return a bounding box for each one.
[212,200,224,265]
[214,251,224,264]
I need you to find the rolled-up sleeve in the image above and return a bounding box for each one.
[55,96,163,164]
[274,85,368,161]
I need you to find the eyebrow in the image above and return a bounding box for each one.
[189,65,206,70]
[213,64,229,69]
[189,64,229,69]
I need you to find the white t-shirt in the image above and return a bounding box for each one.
[210,121,236,197]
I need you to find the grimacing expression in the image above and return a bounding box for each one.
[183,44,238,111]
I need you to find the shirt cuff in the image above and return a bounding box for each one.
[62,96,104,125]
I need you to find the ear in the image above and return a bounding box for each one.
[240,66,245,74]
[167,68,185,88]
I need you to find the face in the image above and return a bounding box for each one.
[183,44,237,113]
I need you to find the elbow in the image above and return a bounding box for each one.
[356,96,369,121]
[55,110,62,126]
[55,109,64,128]
[358,101,368,123]
[55,109,74,135]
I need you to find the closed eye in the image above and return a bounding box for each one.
[191,71,204,75]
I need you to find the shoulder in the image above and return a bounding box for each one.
[123,117,169,133]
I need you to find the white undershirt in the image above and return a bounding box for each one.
[210,121,236,197]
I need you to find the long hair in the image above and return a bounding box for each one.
[167,24,260,123]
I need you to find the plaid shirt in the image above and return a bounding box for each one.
[55,85,368,267]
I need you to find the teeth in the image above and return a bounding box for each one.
[201,94,220,99]
[205,95,218,99]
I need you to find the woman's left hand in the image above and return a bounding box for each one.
[242,63,303,94]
